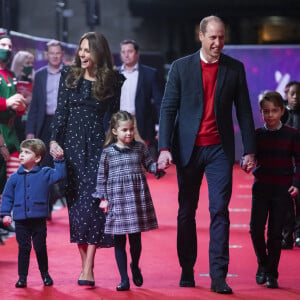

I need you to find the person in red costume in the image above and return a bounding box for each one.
[0,35,26,199]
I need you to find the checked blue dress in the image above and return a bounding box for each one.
[93,141,159,235]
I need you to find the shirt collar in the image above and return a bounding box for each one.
[264,121,283,131]
[120,63,139,73]
[47,63,63,74]
[200,49,219,64]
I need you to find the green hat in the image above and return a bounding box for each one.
[0,35,11,40]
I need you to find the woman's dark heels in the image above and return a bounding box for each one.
[78,279,95,286]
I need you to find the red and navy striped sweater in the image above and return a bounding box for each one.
[253,125,300,188]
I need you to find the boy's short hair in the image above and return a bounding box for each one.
[258,90,285,109]
[20,139,46,160]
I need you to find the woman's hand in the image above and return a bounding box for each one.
[50,141,64,159]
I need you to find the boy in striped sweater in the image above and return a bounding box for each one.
[247,91,300,289]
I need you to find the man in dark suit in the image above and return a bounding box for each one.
[119,39,163,159]
[158,16,256,294]
[26,40,65,218]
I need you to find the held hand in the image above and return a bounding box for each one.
[288,186,298,198]
[50,141,64,159]
[241,153,255,173]
[157,150,173,170]
[99,199,109,213]
[2,216,12,226]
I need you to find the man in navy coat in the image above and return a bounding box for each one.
[158,16,256,294]
[119,39,163,159]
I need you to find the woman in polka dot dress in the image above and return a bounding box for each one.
[49,32,124,286]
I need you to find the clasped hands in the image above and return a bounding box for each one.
[157,150,173,170]
[49,141,64,159]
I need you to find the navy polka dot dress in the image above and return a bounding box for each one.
[51,66,123,246]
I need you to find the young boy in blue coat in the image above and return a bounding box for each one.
[0,138,66,288]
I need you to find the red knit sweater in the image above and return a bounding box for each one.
[195,60,221,146]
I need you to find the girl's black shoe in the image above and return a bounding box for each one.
[130,263,143,287]
[116,280,130,291]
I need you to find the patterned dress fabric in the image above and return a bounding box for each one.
[51,66,123,246]
[93,141,158,235]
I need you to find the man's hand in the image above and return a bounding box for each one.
[157,150,173,170]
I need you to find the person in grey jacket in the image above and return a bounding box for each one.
[0,138,66,288]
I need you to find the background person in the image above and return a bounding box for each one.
[0,35,26,199]
[281,81,300,249]
[157,15,256,294]
[10,50,35,142]
[118,39,163,159]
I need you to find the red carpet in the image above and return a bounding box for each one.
[0,164,300,299]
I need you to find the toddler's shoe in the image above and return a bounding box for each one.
[15,276,27,288]
[42,273,53,286]
[295,237,300,247]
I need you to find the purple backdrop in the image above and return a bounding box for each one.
[223,45,300,160]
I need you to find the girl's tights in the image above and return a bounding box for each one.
[114,232,141,282]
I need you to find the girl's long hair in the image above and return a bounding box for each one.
[104,111,134,148]
[66,31,118,101]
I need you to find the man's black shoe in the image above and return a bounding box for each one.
[211,278,233,294]
[256,266,267,285]
[266,275,278,289]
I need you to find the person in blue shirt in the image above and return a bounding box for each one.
[0,138,66,288]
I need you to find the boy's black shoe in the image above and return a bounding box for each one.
[256,266,267,285]
[266,275,278,289]
[42,273,53,286]
[15,277,27,288]
[130,263,143,287]
[179,269,195,287]
[281,238,293,249]
[295,237,300,247]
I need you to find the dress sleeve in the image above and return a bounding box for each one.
[50,66,70,144]
[92,151,109,200]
